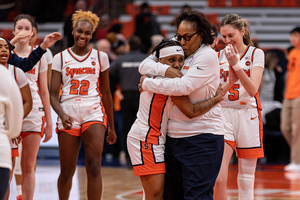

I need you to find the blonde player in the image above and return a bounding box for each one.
[50,10,117,199]
[12,14,52,200]
[214,14,265,200]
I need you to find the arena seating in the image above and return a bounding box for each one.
[119,0,300,50]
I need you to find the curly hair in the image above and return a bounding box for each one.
[175,10,214,45]
[220,14,254,46]
[152,39,182,58]
[14,14,35,30]
[72,10,99,32]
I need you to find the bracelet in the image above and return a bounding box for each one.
[232,61,242,71]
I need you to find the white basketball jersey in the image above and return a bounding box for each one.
[128,76,173,145]
[52,48,109,103]
[219,45,264,109]
[13,47,47,105]
[5,64,28,89]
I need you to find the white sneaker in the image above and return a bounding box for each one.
[284,163,300,172]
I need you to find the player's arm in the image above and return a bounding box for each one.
[20,84,33,118]
[99,68,117,145]
[225,45,264,97]
[172,84,223,119]
[38,70,52,142]
[9,32,62,72]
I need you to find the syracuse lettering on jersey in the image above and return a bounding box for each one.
[220,68,251,82]
[27,68,36,74]
[65,67,96,78]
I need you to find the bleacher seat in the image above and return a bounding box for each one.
[208,0,226,7]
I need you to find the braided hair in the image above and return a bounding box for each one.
[152,39,182,58]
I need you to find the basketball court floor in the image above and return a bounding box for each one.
[7,160,300,200]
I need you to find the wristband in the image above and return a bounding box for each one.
[232,61,242,71]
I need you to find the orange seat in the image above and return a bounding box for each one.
[121,20,135,39]
[151,5,170,15]
[2,29,13,40]
[268,0,290,7]
[231,0,253,7]
[208,0,226,7]
[288,0,300,7]
[251,0,268,6]
[126,4,141,15]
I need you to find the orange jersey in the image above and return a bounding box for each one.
[285,48,300,99]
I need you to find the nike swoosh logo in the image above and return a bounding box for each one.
[197,67,204,70]
[65,60,72,64]
[94,105,100,110]
[251,116,258,120]
[219,62,227,65]
[176,49,182,52]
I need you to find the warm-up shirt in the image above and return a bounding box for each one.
[285,48,300,99]
[139,44,224,138]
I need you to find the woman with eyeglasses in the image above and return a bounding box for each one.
[139,10,224,200]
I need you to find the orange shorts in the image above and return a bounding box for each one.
[127,136,165,177]
[11,148,19,157]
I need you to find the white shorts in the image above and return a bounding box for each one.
[56,100,107,137]
[21,102,45,138]
[127,136,165,177]
[222,107,264,158]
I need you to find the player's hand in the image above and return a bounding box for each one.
[11,135,22,145]
[215,84,224,102]
[139,75,149,92]
[224,44,240,67]
[42,124,53,143]
[40,32,62,50]
[10,31,33,45]
[165,67,183,78]
[61,113,74,130]
[106,128,117,145]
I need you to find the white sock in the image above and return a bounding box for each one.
[17,185,22,196]
[237,158,257,200]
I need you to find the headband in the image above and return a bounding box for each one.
[159,46,184,58]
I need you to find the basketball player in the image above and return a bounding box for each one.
[0,37,32,200]
[50,10,117,199]
[29,21,53,87]
[128,39,223,199]
[12,14,52,200]
[214,14,265,200]
[0,64,23,200]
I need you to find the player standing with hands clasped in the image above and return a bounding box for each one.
[214,13,265,200]
[50,10,117,200]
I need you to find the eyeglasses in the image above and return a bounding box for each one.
[174,31,201,41]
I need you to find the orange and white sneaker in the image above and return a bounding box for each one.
[16,195,23,200]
